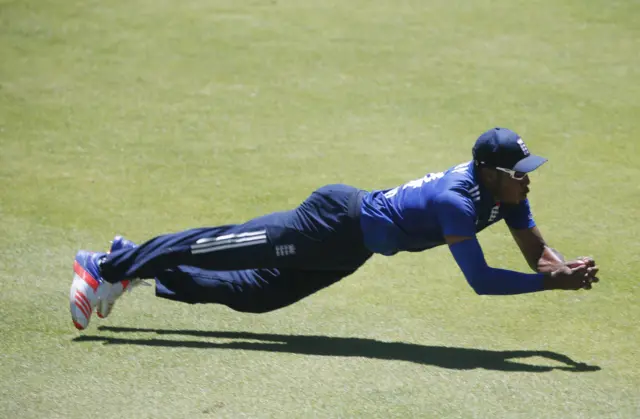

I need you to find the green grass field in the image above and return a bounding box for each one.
[1,0,639,417]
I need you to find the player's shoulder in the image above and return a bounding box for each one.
[430,161,480,213]
[438,161,480,200]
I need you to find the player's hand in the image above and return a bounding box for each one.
[544,263,600,291]
[566,256,596,269]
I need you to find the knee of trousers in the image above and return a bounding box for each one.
[223,289,306,313]
[224,296,289,314]
[159,283,284,313]
[226,303,278,314]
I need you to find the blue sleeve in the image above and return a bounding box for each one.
[435,192,477,237]
[504,199,536,230]
[449,238,545,295]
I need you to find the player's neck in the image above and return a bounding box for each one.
[478,169,502,203]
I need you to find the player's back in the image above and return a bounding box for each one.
[359,161,477,256]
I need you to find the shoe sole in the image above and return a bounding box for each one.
[70,253,102,330]
[70,275,97,330]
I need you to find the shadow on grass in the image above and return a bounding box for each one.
[74,326,600,373]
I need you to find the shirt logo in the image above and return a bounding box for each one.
[488,204,500,223]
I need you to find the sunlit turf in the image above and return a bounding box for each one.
[1,0,639,417]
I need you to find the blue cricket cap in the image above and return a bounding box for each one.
[472,127,547,173]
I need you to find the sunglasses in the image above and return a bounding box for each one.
[495,166,528,180]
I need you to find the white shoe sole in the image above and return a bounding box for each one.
[70,274,99,330]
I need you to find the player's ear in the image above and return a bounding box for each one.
[479,166,497,184]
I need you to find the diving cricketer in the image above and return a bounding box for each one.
[69,127,599,330]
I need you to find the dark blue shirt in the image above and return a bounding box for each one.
[360,161,535,256]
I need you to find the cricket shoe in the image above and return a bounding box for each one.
[96,235,146,319]
[70,250,110,330]
[108,235,137,254]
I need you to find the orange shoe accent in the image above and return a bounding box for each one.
[75,297,91,318]
[74,260,100,291]
[75,302,90,319]
[75,291,92,314]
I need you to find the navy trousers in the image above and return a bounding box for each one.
[100,184,373,313]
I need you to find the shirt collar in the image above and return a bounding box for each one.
[470,161,500,207]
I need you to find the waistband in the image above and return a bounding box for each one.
[347,189,366,221]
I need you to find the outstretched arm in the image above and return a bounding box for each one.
[502,199,596,273]
[446,234,545,295]
[509,226,564,272]
[445,235,599,294]
[436,193,598,294]
[509,226,595,274]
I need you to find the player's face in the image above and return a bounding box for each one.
[497,172,530,204]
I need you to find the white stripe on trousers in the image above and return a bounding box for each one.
[194,230,267,246]
[192,234,267,249]
[191,230,269,254]
[191,236,268,254]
